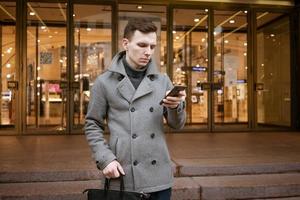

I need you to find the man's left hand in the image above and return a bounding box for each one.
[162,90,186,109]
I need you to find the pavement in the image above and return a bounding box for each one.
[1,131,300,199]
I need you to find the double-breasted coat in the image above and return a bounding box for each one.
[85,51,186,193]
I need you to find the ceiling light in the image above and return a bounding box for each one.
[49,35,53,38]
[6,74,11,79]
[73,14,75,17]
[224,40,229,44]
[172,30,176,34]
[194,18,200,22]
[37,39,40,43]
[37,66,41,71]
[6,63,11,68]
[86,28,92,31]
[54,31,58,34]
[229,20,235,24]
[29,12,35,16]
[201,38,205,42]
[1,54,4,57]
[270,34,275,37]
[41,26,46,30]
[244,52,247,56]
[244,11,248,14]
[136,5,143,10]
[175,36,179,40]
[205,9,209,12]
[244,42,247,46]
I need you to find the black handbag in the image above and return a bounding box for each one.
[83,175,150,200]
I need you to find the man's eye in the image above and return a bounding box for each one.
[150,45,156,49]
[138,43,147,47]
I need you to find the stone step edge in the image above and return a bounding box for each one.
[1,174,300,199]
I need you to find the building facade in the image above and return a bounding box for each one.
[0,0,299,135]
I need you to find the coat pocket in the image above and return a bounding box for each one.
[109,137,119,157]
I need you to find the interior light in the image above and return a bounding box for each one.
[172,30,176,34]
[175,36,179,40]
[37,66,41,71]
[73,14,75,17]
[37,84,40,88]
[54,31,58,34]
[29,12,35,16]
[229,20,235,24]
[37,39,40,43]
[205,9,209,12]
[37,77,41,81]
[261,63,264,67]
[86,28,92,31]
[244,42,247,46]
[6,74,11,79]
[201,38,205,42]
[244,11,248,14]
[1,54,4,57]
[49,35,53,38]
[224,40,229,44]
[194,18,200,22]
[6,49,12,54]
[270,34,275,37]
[136,5,143,10]
[196,64,200,67]
[6,63,11,68]
[41,26,46,30]
[245,66,248,69]
[244,52,247,56]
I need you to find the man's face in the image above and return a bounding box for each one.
[122,30,157,70]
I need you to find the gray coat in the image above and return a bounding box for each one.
[85,51,186,193]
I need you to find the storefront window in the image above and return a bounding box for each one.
[214,10,248,125]
[26,2,67,131]
[0,1,16,129]
[173,8,209,125]
[256,12,291,127]
[73,4,112,128]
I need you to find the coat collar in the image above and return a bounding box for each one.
[108,51,159,103]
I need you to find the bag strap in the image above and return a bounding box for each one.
[104,171,125,199]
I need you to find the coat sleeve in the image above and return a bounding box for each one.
[163,75,186,130]
[85,77,116,170]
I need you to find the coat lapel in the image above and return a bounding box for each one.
[132,77,153,102]
[117,78,136,103]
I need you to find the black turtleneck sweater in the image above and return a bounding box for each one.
[122,56,147,89]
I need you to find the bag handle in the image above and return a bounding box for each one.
[104,173,125,199]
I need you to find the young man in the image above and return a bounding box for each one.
[85,18,186,200]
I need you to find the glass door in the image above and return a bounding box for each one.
[172,8,209,130]
[71,4,112,131]
[255,12,291,129]
[26,2,67,132]
[213,9,249,130]
[0,1,17,133]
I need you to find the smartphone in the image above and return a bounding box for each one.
[160,85,187,105]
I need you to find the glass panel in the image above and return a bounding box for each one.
[173,8,209,127]
[256,12,290,127]
[213,10,248,127]
[26,2,67,131]
[73,4,112,128]
[0,2,16,130]
[118,4,166,73]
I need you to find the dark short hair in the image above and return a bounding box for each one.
[123,18,157,40]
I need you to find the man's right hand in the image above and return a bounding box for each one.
[102,160,125,179]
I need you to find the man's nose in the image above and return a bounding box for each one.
[144,47,151,56]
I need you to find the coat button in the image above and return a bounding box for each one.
[133,160,138,166]
[118,75,123,81]
[132,134,137,139]
[151,160,157,165]
[149,107,154,112]
[149,75,154,81]
[150,133,155,139]
[130,107,135,112]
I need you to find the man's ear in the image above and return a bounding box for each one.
[122,38,129,51]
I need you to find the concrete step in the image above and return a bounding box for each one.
[174,158,300,177]
[193,173,300,200]
[1,174,300,200]
[0,169,101,183]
